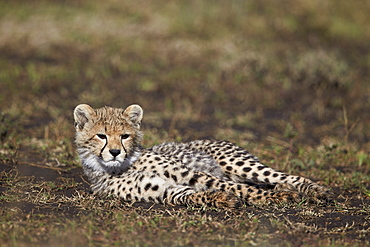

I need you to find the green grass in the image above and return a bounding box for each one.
[0,0,369,246]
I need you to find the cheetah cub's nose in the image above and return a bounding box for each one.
[109,149,121,157]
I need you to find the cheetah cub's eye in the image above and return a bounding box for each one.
[97,134,107,140]
[121,134,130,140]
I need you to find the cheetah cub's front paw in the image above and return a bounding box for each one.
[261,191,303,205]
[189,191,238,209]
[307,184,333,205]
[211,191,239,209]
[274,183,333,205]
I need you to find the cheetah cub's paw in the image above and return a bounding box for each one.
[189,191,238,209]
[274,183,333,205]
[211,191,239,209]
[306,184,334,205]
[261,191,304,205]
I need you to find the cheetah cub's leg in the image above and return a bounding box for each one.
[188,140,331,202]
[180,172,302,205]
[142,151,301,205]
[136,155,299,205]
[95,171,237,208]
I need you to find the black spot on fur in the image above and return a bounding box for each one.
[152,185,159,191]
[243,167,252,172]
[189,174,203,185]
[263,171,271,176]
[181,171,189,177]
[236,161,244,166]
[205,179,215,188]
[144,183,152,191]
[189,177,198,186]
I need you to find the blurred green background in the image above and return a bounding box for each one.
[0,0,369,147]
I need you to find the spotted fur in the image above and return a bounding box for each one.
[74,104,331,208]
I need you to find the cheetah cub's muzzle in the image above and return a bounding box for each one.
[95,133,129,163]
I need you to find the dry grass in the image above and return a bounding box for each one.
[0,0,369,246]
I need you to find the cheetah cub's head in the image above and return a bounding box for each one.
[74,104,143,174]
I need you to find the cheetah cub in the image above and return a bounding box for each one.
[74,104,331,208]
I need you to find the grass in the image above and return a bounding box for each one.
[0,0,369,246]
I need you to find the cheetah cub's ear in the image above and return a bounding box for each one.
[123,104,143,127]
[74,104,95,130]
